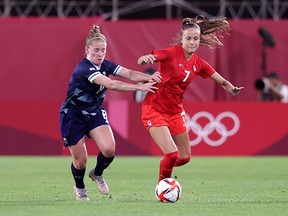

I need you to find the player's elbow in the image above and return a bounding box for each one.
[105,80,117,90]
[105,80,123,91]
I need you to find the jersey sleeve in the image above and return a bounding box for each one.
[87,69,101,83]
[152,47,173,62]
[104,60,122,76]
[197,57,216,79]
[81,60,122,83]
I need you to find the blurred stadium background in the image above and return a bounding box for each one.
[1,0,288,19]
[0,0,288,156]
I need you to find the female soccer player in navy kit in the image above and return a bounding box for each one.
[137,17,243,182]
[60,25,161,201]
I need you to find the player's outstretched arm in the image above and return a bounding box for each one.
[210,72,244,96]
[118,67,162,83]
[93,74,158,93]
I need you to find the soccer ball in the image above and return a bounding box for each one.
[155,178,182,203]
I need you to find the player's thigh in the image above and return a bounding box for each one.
[149,126,177,154]
[89,125,116,157]
[172,131,191,158]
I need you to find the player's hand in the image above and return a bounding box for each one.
[230,86,244,96]
[140,81,158,93]
[149,71,162,83]
[139,54,157,64]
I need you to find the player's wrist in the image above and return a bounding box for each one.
[230,86,236,96]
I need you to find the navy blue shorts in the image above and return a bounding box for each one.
[60,109,109,147]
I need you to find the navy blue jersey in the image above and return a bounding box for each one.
[60,57,122,122]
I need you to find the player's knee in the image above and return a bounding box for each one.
[101,148,115,158]
[174,157,190,167]
[73,158,87,169]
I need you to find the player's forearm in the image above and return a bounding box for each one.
[220,79,235,93]
[210,73,235,94]
[128,71,150,82]
[107,80,141,91]
[210,73,242,95]
[220,79,243,96]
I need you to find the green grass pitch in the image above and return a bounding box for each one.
[0,156,287,216]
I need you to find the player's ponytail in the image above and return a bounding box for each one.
[173,16,230,48]
[86,25,107,46]
[195,16,229,48]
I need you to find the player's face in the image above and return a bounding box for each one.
[86,40,107,66]
[181,27,200,55]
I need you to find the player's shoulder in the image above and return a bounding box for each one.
[165,46,180,53]
[76,58,94,70]
[101,59,120,74]
[101,59,117,67]
[156,46,179,59]
[154,46,176,53]
[72,58,98,78]
[192,53,207,64]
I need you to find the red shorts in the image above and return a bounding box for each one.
[142,103,187,136]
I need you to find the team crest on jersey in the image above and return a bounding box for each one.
[193,65,197,71]
[89,67,96,71]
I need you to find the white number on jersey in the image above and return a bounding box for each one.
[183,70,191,82]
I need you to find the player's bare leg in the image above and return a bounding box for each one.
[149,126,178,154]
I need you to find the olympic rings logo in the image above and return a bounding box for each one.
[185,111,240,147]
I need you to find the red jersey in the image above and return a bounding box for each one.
[143,46,215,113]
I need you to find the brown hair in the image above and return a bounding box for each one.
[174,16,230,48]
[86,25,106,46]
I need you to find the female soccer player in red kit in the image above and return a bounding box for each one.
[137,16,243,182]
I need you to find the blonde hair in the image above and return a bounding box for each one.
[174,16,230,48]
[86,25,106,46]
